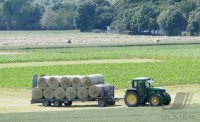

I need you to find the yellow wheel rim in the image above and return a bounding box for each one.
[127,94,137,105]
[151,97,159,105]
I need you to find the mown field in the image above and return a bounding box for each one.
[1,44,200,63]
[0,44,200,89]
[0,105,200,122]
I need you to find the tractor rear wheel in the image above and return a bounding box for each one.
[64,101,72,107]
[150,94,163,106]
[54,101,62,107]
[164,93,171,105]
[124,91,139,107]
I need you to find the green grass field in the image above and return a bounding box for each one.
[0,61,200,89]
[0,44,200,89]
[1,44,200,63]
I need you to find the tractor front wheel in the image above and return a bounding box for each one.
[164,93,171,105]
[150,94,163,106]
[124,91,139,107]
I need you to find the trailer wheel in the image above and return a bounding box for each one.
[108,99,115,106]
[64,101,72,107]
[54,101,62,107]
[98,99,107,107]
[43,101,51,107]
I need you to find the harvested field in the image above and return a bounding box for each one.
[0,85,199,114]
[0,31,200,47]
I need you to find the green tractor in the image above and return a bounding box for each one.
[124,77,171,107]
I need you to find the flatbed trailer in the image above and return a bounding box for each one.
[31,75,116,107]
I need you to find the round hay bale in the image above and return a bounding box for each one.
[61,76,73,89]
[48,76,61,89]
[32,87,43,99]
[77,87,88,99]
[38,77,49,89]
[72,76,83,89]
[54,87,65,99]
[88,85,101,98]
[83,74,105,88]
[66,87,76,99]
[88,84,110,98]
[154,39,161,42]
[43,87,54,99]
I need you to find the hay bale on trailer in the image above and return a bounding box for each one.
[60,76,73,89]
[77,87,88,99]
[32,87,43,99]
[43,87,54,99]
[38,76,49,89]
[88,84,110,98]
[72,76,83,89]
[54,87,65,99]
[48,76,61,89]
[66,87,76,99]
[82,74,105,88]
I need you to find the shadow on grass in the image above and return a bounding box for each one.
[38,104,122,108]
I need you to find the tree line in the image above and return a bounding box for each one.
[0,0,200,36]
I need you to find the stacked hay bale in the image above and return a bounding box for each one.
[32,74,108,100]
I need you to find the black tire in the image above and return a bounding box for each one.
[42,101,51,107]
[108,99,115,106]
[54,101,62,107]
[164,93,171,105]
[150,94,163,106]
[124,91,140,107]
[64,101,72,107]
[98,99,107,107]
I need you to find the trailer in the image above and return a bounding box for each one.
[31,75,116,107]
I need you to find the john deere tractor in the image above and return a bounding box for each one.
[124,77,171,107]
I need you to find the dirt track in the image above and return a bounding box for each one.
[0,85,199,114]
[0,59,159,69]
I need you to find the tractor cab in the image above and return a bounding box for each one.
[131,77,154,90]
[124,77,171,107]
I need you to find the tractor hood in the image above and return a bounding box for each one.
[147,87,166,92]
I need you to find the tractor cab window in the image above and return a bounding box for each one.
[137,81,146,95]
[145,81,151,88]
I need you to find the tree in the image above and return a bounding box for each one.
[95,6,113,29]
[157,7,186,36]
[41,9,76,30]
[179,0,197,18]
[120,4,159,34]
[3,0,41,30]
[0,0,5,29]
[41,1,77,30]
[75,2,95,32]
[187,10,200,36]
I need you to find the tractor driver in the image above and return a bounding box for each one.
[138,81,147,96]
